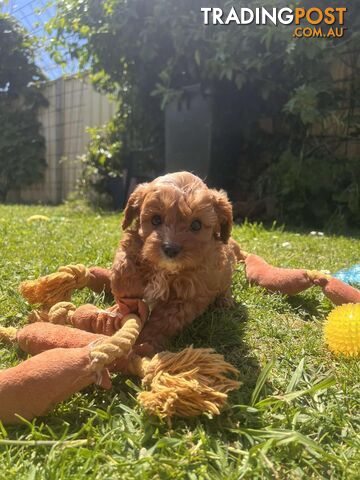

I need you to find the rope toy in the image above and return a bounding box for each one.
[19,255,360,310]
[0,304,240,424]
[20,265,112,307]
[2,248,359,425]
[241,252,360,305]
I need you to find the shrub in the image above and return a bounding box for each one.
[48,0,360,227]
[0,14,47,202]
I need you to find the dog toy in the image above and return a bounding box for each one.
[3,248,356,425]
[20,255,360,310]
[26,215,50,223]
[334,264,360,288]
[27,302,133,335]
[0,300,240,424]
[241,252,360,305]
[324,303,360,357]
[20,264,112,308]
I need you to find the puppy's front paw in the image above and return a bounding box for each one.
[214,293,236,309]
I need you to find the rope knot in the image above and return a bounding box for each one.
[20,264,91,307]
[307,269,331,285]
[58,265,90,290]
[48,302,77,324]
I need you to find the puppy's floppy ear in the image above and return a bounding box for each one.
[211,189,233,243]
[122,183,148,230]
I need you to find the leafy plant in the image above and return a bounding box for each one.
[0,14,47,202]
[47,0,360,227]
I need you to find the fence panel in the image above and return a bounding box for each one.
[8,75,116,204]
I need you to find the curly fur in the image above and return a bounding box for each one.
[111,171,241,354]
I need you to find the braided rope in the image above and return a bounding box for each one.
[306,270,331,282]
[0,326,17,343]
[58,265,91,290]
[128,347,241,418]
[19,264,91,307]
[89,313,143,372]
[28,302,76,324]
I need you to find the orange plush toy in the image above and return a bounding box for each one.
[241,252,360,304]
[1,250,359,425]
[0,295,240,424]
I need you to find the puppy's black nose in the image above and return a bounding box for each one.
[162,242,181,258]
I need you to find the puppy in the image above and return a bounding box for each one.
[111,171,241,354]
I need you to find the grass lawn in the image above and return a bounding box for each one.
[0,203,359,479]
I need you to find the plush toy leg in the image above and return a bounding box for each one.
[0,312,146,424]
[87,267,112,294]
[308,272,360,305]
[244,254,312,295]
[28,299,148,336]
[0,347,111,424]
[243,253,360,305]
[16,323,106,355]
[0,323,147,375]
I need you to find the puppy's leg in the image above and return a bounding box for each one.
[136,300,207,352]
[111,249,145,299]
[214,288,236,309]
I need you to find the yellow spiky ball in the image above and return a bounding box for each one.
[324,303,360,357]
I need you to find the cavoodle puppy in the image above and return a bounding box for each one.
[111,171,241,355]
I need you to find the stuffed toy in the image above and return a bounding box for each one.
[241,251,360,304]
[0,300,240,424]
[1,250,359,425]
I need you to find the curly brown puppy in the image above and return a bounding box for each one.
[111,171,241,355]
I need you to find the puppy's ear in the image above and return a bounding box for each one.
[212,189,233,243]
[122,183,148,230]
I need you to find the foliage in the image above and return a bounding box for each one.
[48,0,360,227]
[0,14,47,202]
[1,204,360,478]
[80,115,124,207]
[80,112,162,207]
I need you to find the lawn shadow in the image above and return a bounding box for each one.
[285,294,329,320]
[171,301,261,406]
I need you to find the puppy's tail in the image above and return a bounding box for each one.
[229,238,248,263]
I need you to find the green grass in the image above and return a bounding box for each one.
[0,203,359,479]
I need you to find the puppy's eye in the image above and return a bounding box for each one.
[190,220,202,232]
[151,215,162,226]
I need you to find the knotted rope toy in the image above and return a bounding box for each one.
[19,255,360,312]
[241,252,360,304]
[0,300,240,424]
[17,255,360,361]
[2,248,359,425]
[20,264,112,308]
[239,251,360,357]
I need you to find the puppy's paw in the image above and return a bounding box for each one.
[214,293,236,309]
[133,342,157,357]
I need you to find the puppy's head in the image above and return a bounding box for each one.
[122,171,233,271]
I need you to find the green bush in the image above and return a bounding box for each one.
[48,0,360,227]
[84,117,123,184]
[0,14,47,202]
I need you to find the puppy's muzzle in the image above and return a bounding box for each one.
[162,242,181,259]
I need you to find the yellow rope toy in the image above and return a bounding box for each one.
[89,313,240,417]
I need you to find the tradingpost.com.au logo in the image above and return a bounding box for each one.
[201,6,347,38]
